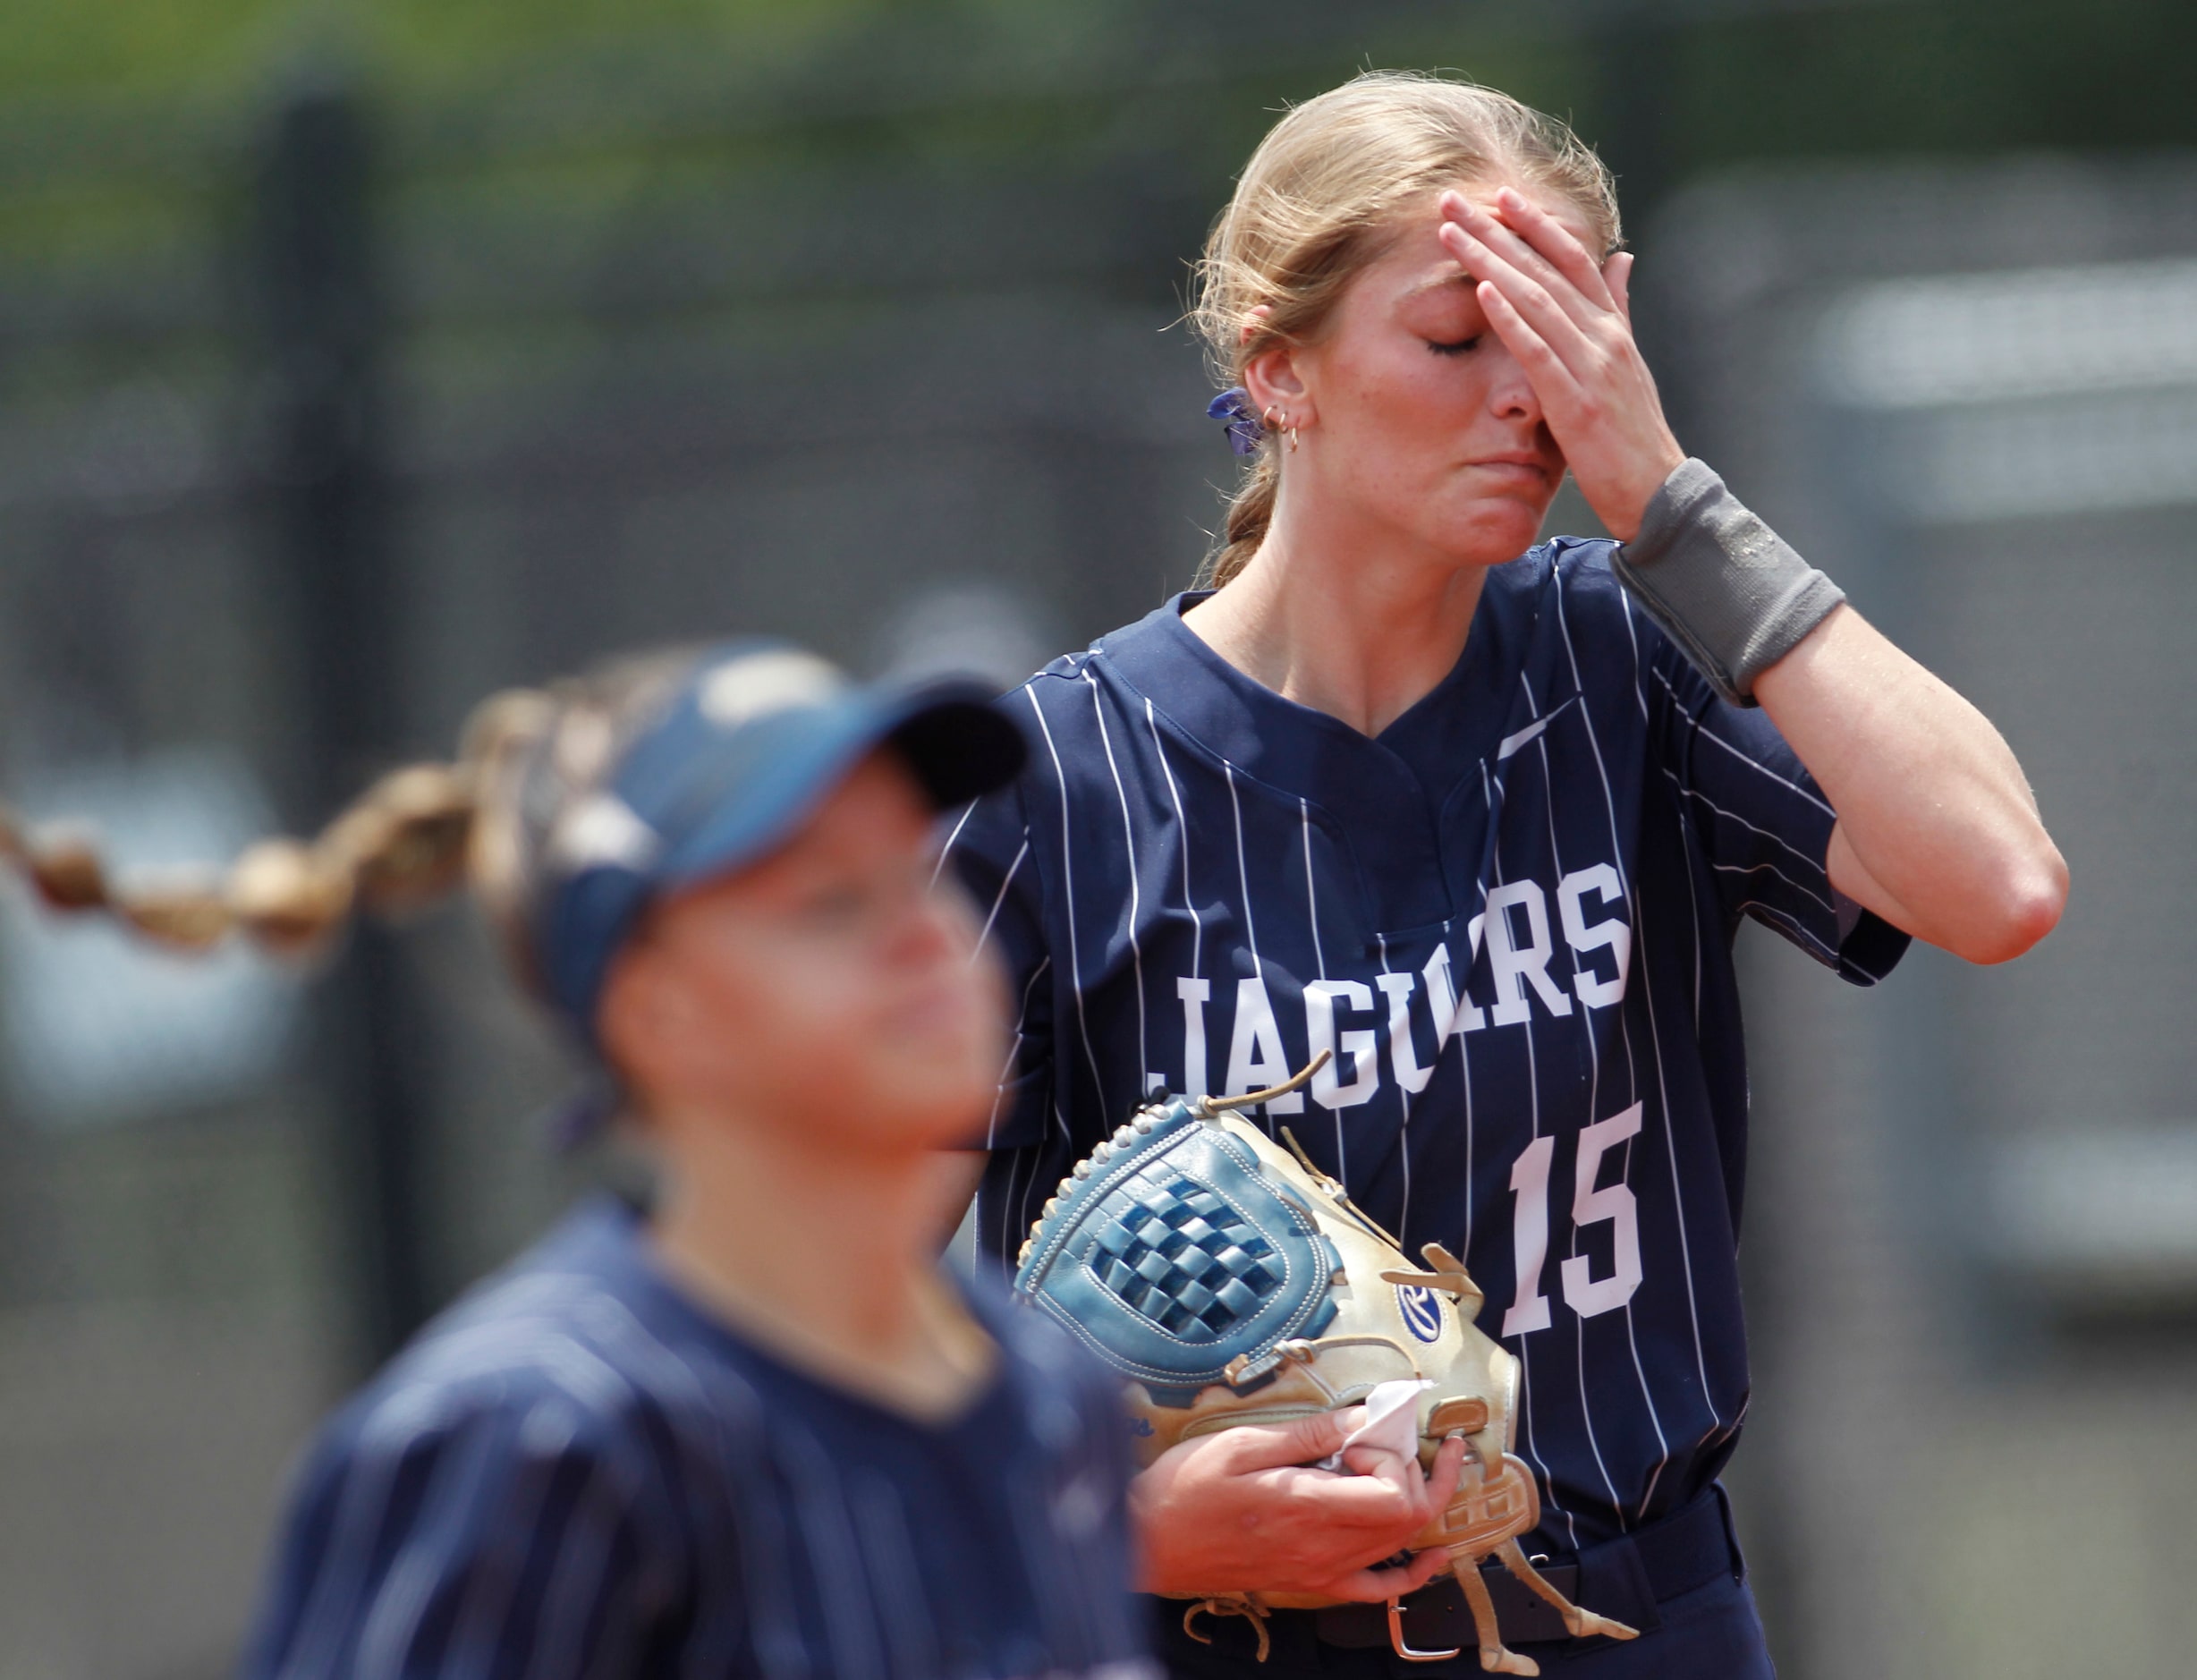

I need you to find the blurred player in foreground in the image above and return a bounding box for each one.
[8,642,1153,1678]
[945,71,2067,1676]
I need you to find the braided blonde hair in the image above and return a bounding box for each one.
[0,759,482,955]
[1,650,698,983]
[1193,71,1621,587]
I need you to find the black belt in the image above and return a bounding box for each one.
[1312,1484,1743,1650]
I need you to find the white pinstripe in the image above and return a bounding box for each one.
[1631,605,1848,960]
[851,1472,942,1677]
[477,1289,759,1678]
[1225,762,1261,965]
[1008,1101,1077,1257]
[354,1397,544,1673]
[1520,674,1628,1532]
[775,1419,885,1677]
[1089,673,1149,1091]
[994,1145,1031,1269]
[564,1300,776,1680]
[502,1413,640,1680]
[1300,800,1328,982]
[1024,686,1110,1123]
[989,955,1052,1147]
[443,1401,570,1668]
[1615,590,1726,1461]
[1711,858,1841,923]
[1480,738,1581,1551]
[1224,761,1277,1133]
[1145,700,1203,981]
[1306,807,1357,1184]
[1649,664,1836,819]
[566,1290,800,1680]
[1455,947,1477,1262]
[1662,771,1840,897]
[972,835,1031,960]
[1373,932,1401,1232]
[285,1399,413,1673]
[931,799,979,886]
[1557,573,1678,1526]
[528,1442,624,1680]
[1463,766,1506,1272]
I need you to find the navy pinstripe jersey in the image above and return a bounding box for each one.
[945,539,1909,1556]
[241,1197,1153,1680]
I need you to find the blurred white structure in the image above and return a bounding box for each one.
[876,578,1064,690]
[0,749,296,1127]
[1657,154,2197,1679]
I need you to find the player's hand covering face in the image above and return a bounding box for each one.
[1244,182,1578,567]
[1245,179,1689,564]
[1432,184,1687,542]
[602,751,1007,1150]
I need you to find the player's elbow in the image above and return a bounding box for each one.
[1957,846,2067,965]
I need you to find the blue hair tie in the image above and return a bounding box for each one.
[1206,386,1265,457]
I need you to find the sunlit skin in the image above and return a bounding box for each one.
[598,751,1008,1420]
[1145,176,2066,1602]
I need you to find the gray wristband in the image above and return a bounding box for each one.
[1608,458,1845,708]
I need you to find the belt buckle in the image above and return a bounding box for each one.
[1387,1594,1462,1662]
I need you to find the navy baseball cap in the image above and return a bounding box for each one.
[518,641,1026,1048]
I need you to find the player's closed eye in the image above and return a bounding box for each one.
[795,879,871,928]
[1427,335,1482,357]
[796,859,934,934]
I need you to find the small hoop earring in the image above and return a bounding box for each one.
[1286,423,1301,454]
[1261,404,1285,436]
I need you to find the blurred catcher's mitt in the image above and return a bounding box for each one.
[1014,1056,1636,1674]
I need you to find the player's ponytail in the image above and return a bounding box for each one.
[1192,70,1619,588]
[0,649,698,1002]
[1209,453,1280,587]
[0,749,486,958]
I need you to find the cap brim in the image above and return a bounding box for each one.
[658,678,1027,890]
[880,683,1030,809]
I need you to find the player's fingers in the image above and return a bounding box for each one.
[1280,1463,1429,1529]
[1438,221,1600,372]
[1606,251,1635,326]
[1425,1433,1469,1512]
[1339,1443,1397,1480]
[1318,1548,1457,1605]
[1438,199,1560,313]
[1219,1407,1353,1472]
[1348,1442,1432,1524]
[1397,1546,1459,1594]
[1475,281,1587,414]
[1491,185,1618,313]
[1440,192,1606,334]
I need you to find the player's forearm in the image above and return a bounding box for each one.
[1752,605,2067,963]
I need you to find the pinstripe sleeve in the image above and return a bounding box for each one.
[1649,640,1910,985]
[944,777,1055,1151]
[242,1385,678,1680]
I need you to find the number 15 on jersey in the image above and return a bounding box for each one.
[1501,1101,1645,1336]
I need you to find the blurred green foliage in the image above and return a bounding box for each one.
[1674,0,2197,160]
[0,0,886,100]
[5,0,2193,161]
[1,0,2192,279]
